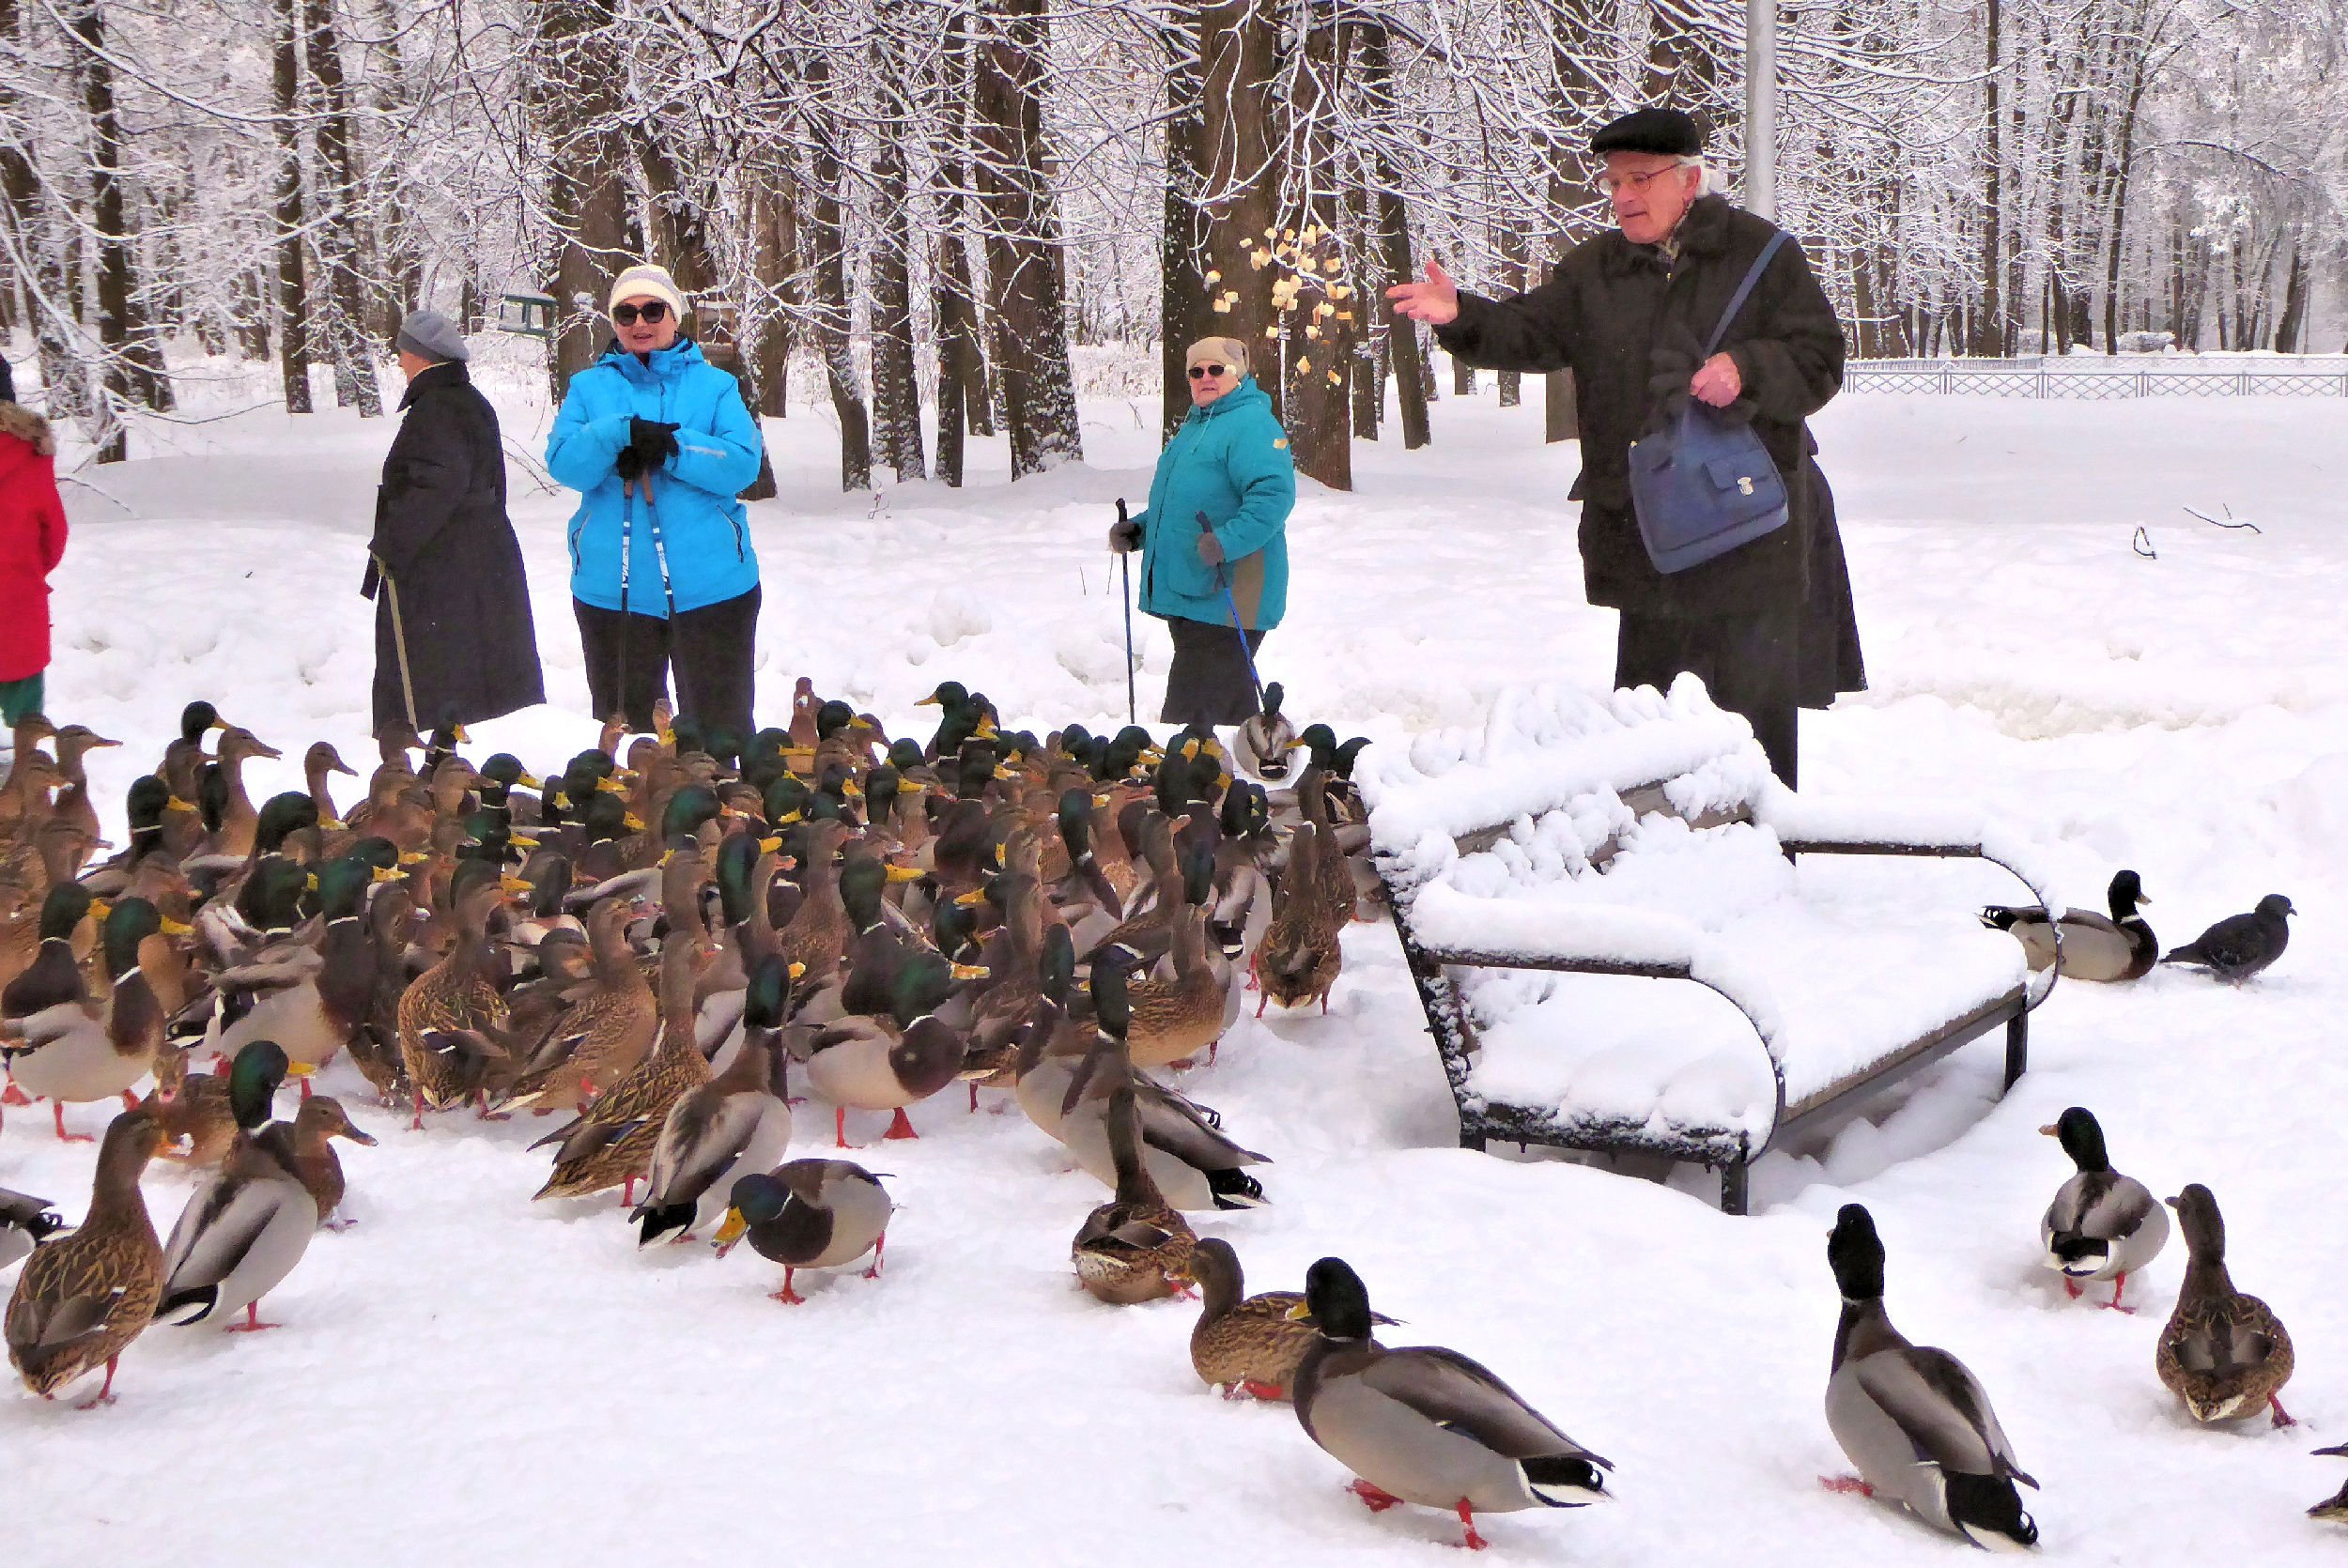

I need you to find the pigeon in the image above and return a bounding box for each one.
[2160,895,2294,983]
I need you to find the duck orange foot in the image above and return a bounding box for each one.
[2062,1279,2082,1300]
[882,1108,919,1140]
[770,1269,807,1306]
[1454,1500,1489,1551]
[224,1303,281,1333]
[1818,1475,1874,1496]
[1349,1480,1402,1513]
[2272,1395,2297,1429]
[1,1079,30,1106]
[834,1107,853,1148]
[861,1235,888,1280]
[1241,1379,1284,1401]
[52,1104,92,1144]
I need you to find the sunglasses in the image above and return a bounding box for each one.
[611,301,670,326]
[1187,363,1229,380]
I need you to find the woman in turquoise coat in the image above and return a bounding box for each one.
[1110,336,1296,725]
[547,262,765,742]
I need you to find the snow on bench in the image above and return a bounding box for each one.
[1363,679,2058,1213]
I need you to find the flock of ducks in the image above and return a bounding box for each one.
[0,686,1374,1397]
[0,685,2333,1547]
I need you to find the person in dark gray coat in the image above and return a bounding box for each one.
[1391,107,1862,786]
[363,310,545,736]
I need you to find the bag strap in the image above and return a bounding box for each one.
[1701,229,1791,358]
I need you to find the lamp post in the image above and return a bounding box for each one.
[1746,0,1777,221]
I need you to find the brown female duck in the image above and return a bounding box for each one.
[533,936,713,1204]
[2157,1183,2295,1426]
[5,1105,167,1406]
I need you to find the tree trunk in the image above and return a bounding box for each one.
[1356,21,1427,449]
[538,0,631,403]
[1973,0,2003,357]
[66,3,144,456]
[1196,0,1284,419]
[0,0,83,425]
[868,0,926,482]
[2272,241,2308,353]
[1160,5,1212,440]
[302,0,381,417]
[749,168,796,421]
[798,49,873,491]
[971,0,1082,476]
[932,7,983,484]
[1278,18,1353,491]
[272,0,313,415]
[1495,223,1525,407]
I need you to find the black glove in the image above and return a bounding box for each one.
[614,444,647,484]
[1107,518,1142,553]
[629,417,681,470]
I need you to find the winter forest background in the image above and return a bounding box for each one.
[3,0,2343,487]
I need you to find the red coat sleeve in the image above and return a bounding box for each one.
[38,468,66,573]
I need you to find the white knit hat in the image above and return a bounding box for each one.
[608,263,688,320]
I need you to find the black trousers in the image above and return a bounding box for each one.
[1161,616,1266,727]
[1617,608,1801,788]
[574,586,760,741]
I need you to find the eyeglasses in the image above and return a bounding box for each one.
[1596,163,1693,198]
[1187,363,1229,380]
[611,301,670,326]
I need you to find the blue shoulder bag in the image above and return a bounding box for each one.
[1627,230,1792,574]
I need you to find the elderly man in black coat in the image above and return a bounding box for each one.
[1391,107,1863,786]
[364,310,545,737]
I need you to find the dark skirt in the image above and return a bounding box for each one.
[1161,616,1266,727]
[1617,608,1803,786]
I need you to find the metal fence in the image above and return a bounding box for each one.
[1846,358,2348,398]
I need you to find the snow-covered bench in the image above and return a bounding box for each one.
[1364,680,2059,1213]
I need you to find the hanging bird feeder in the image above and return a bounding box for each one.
[496,290,557,339]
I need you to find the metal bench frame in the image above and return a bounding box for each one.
[1378,792,2059,1214]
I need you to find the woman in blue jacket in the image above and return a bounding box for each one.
[1109,336,1296,725]
[547,262,765,741]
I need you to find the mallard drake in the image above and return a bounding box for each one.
[533,937,713,1204]
[156,1042,319,1332]
[1822,1205,2037,1548]
[1071,1075,1197,1305]
[2156,1183,2294,1426]
[213,855,382,1074]
[5,1106,167,1405]
[713,1159,894,1303]
[348,883,417,1105]
[1189,1238,1396,1403]
[633,953,796,1247]
[1290,1255,1611,1550]
[4,897,185,1140]
[1235,682,1302,781]
[1982,869,2157,981]
[1061,971,1265,1211]
[804,946,966,1146]
[290,1095,377,1227]
[495,897,657,1115]
[395,877,511,1128]
[2161,895,2294,984]
[2040,1107,2168,1310]
[0,1185,64,1273]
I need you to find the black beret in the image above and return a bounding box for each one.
[1589,107,1703,158]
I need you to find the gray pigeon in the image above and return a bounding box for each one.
[2161,894,2294,983]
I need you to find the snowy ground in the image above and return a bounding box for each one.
[8,357,2348,1564]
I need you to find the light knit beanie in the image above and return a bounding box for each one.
[608,263,689,320]
[1185,336,1250,377]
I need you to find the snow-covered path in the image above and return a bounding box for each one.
[8,365,2347,1564]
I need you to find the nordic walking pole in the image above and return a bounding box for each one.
[1196,510,1266,712]
[371,549,421,731]
[1116,498,1137,725]
[616,478,636,730]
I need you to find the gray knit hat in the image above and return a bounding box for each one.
[395,310,470,364]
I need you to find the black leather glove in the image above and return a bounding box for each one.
[1107,518,1142,553]
[629,417,681,471]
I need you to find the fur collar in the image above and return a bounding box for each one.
[0,401,54,456]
